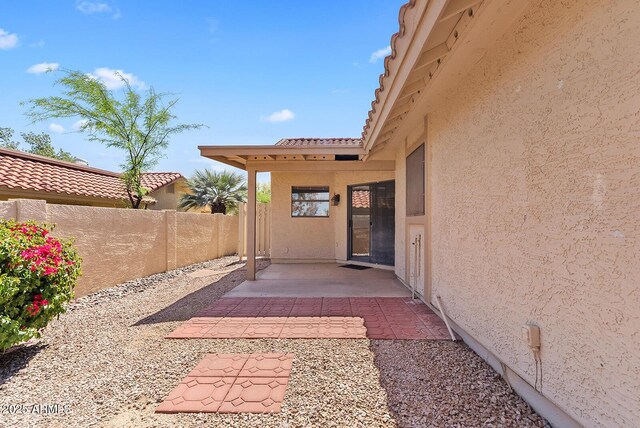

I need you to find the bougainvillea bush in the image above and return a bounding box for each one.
[0,220,81,352]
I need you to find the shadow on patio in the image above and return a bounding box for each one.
[132,262,253,327]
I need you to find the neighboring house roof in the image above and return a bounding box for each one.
[0,148,182,201]
[275,138,362,147]
[140,172,183,190]
[351,190,370,209]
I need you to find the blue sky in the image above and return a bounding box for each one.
[1,1,404,180]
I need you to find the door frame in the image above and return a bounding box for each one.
[347,179,395,266]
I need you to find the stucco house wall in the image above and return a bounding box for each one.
[271,170,394,263]
[390,0,639,426]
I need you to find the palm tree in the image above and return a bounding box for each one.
[179,169,247,214]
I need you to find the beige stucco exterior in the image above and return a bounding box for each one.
[270,170,394,263]
[381,1,640,426]
[0,199,239,296]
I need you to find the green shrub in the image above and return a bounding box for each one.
[0,220,81,351]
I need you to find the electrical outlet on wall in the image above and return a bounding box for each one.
[522,324,540,350]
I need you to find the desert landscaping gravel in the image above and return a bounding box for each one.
[0,256,545,427]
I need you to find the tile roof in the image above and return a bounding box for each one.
[0,148,182,201]
[140,172,183,190]
[351,190,370,209]
[275,138,362,147]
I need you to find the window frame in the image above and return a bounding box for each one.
[291,186,331,218]
[406,144,425,217]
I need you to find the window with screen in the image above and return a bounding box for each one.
[406,144,425,216]
[291,186,330,217]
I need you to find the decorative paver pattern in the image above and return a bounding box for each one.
[167,297,452,340]
[156,353,294,414]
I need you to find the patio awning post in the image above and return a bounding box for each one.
[246,168,257,280]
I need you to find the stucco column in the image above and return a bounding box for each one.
[163,210,177,271]
[246,168,257,280]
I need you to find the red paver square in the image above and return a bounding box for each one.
[156,353,294,414]
[238,353,294,377]
[204,319,251,338]
[166,323,214,339]
[366,326,396,339]
[279,322,320,338]
[243,322,285,338]
[217,377,289,413]
[156,376,235,413]
[389,324,432,340]
[188,354,249,377]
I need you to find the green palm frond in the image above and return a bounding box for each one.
[179,169,247,214]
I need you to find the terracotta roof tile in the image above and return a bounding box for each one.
[275,138,362,147]
[0,148,182,201]
[351,190,370,209]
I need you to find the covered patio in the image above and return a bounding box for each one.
[225,263,410,298]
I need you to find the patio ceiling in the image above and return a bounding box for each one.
[198,143,394,172]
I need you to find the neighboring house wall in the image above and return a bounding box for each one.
[271,170,394,262]
[392,1,640,426]
[0,199,239,297]
[148,178,189,211]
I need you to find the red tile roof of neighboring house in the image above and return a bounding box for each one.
[0,148,182,201]
[351,190,370,209]
[275,138,362,147]
[140,172,183,190]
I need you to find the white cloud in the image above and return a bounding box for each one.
[48,123,65,133]
[73,119,89,131]
[261,109,295,123]
[331,89,350,94]
[0,28,19,50]
[76,1,111,14]
[26,62,60,74]
[88,67,145,90]
[29,40,45,48]
[76,1,121,18]
[369,46,391,63]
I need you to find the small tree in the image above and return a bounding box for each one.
[0,127,20,150]
[257,182,271,204]
[179,169,247,214]
[23,70,203,208]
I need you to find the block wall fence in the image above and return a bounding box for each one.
[0,199,238,296]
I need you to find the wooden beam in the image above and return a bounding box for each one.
[414,43,449,71]
[211,156,246,170]
[399,78,426,99]
[246,160,395,172]
[439,0,481,22]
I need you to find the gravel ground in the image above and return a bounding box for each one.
[0,256,545,428]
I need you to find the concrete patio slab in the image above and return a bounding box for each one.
[223,263,411,298]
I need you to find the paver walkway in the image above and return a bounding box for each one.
[166,297,451,340]
[156,353,294,414]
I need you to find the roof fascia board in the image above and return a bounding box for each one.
[364,0,449,153]
[199,145,366,157]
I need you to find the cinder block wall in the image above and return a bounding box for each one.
[0,199,239,296]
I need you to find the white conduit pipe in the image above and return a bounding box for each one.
[435,295,457,341]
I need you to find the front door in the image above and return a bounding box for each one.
[348,180,395,265]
